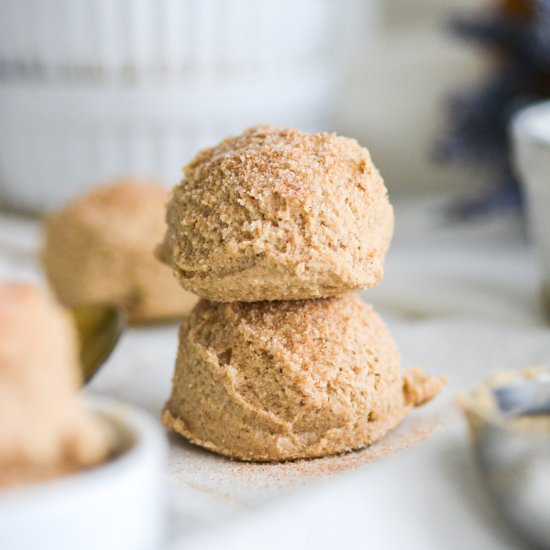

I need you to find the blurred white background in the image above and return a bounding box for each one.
[337,0,486,197]
[0,0,487,212]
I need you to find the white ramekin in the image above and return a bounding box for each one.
[0,0,374,213]
[512,100,550,319]
[0,396,167,550]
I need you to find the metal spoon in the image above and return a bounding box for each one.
[469,372,550,549]
[493,371,550,416]
[69,303,125,383]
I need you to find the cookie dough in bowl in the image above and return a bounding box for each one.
[0,282,111,487]
[162,294,442,461]
[43,179,197,324]
[0,282,167,550]
[158,125,394,302]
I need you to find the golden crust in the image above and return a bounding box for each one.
[42,179,197,323]
[159,125,394,302]
[162,295,441,462]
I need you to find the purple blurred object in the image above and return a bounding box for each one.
[436,0,550,218]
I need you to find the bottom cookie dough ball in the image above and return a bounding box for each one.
[42,180,197,324]
[162,294,442,461]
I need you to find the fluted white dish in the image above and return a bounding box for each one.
[0,77,336,212]
[0,0,373,212]
[0,396,167,550]
[0,0,353,85]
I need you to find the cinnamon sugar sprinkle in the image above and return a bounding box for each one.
[167,404,453,507]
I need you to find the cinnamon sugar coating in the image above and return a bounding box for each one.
[158,125,394,302]
[162,294,442,461]
[43,180,197,324]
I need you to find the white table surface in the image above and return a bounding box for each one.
[1,194,548,550]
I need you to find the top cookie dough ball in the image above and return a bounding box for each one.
[43,180,198,324]
[158,125,394,302]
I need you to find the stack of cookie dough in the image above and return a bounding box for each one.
[158,125,442,462]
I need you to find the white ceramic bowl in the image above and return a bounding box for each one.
[0,78,336,213]
[0,396,167,550]
[0,0,354,85]
[512,100,550,319]
[0,0,374,213]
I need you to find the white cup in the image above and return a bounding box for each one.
[512,100,550,320]
[0,396,167,550]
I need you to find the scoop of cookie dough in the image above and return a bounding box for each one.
[43,180,198,324]
[162,294,442,461]
[158,125,394,302]
[0,282,111,487]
